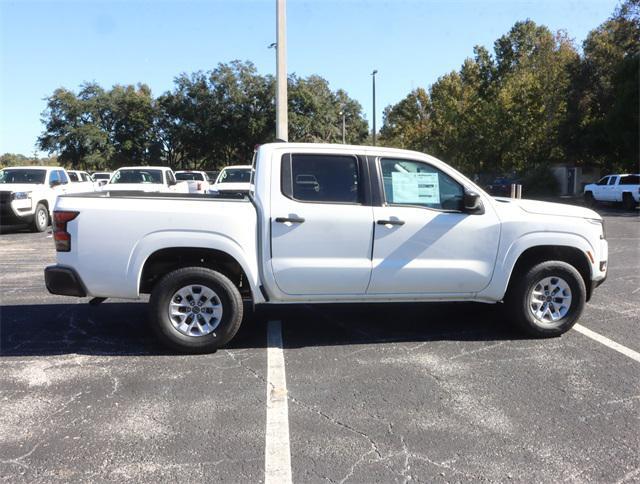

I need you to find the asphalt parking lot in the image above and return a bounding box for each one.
[1,206,638,483]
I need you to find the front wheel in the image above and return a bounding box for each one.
[506,261,586,337]
[149,267,243,353]
[584,192,596,207]
[31,203,49,232]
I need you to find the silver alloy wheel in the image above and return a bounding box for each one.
[168,284,223,337]
[37,208,47,228]
[528,276,572,325]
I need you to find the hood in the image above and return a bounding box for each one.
[0,183,44,193]
[101,183,163,192]
[494,197,601,220]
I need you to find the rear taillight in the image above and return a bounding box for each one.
[53,211,79,252]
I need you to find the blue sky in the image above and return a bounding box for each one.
[0,0,619,155]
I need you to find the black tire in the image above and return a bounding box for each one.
[584,192,596,207]
[506,261,586,337]
[149,267,243,353]
[31,203,49,232]
[622,193,635,211]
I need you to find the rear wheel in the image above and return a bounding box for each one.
[622,193,635,211]
[149,267,243,353]
[506,261,586,337]
[31,203,49,232]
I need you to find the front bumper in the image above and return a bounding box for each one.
[0,196,34,225]
[44,265,87,297]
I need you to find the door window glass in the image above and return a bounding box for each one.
[68,172,79,182]
[282,154,360,203]
[379,158,463,211]
[596,177,609,186]
[49,170,60,186]
[58,170,69,184]
[608,177,617,185]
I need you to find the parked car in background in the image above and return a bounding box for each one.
[91,172,112,187]
[67,170,96,193]
[0,166,72,231]
[45,143,607,353]
[210,165,252,195]
[485,176,522,197]
[102,166,189,193]
[175,170,210,194]
[205,171,219,184]
[584,174,639,210]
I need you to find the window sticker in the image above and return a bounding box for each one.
[391,172,440,204]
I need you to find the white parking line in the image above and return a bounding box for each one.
[574,324,640,363]
[265,320,293,484]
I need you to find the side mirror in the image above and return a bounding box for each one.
[50,180,61,188]
[463,190,484,215]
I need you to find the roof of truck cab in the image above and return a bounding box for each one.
[220,165,252,169]
[260,142,435,157]
[2,165,62,170]
[114,166,171,170]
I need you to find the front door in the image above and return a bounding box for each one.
[367,157,501,295]
[270,152,374,296]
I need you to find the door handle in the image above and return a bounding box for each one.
[275,217,305,224]
[377,219,405,226]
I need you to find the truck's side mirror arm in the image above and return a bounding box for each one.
[463,190,485,215]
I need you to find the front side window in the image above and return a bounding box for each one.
[68,172,79,182]
[58,170,69,184]
[282,154,360,204]
[49,170,60,186]
[596,177,609,186]
[608,177,617,186]
[379,158,463,211]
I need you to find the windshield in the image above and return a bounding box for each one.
[218,168,251,184]
[176,172,204,181]
[0,169,47,184]
[110,169,163,184]
[93,173,111,180]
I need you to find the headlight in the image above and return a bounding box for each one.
[587,218,606,239]
[11,191,31,200]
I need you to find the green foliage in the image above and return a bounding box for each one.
[0,153,58,168]
[381,2,639,176]
[520,165,561,197]
[37,61,368,171]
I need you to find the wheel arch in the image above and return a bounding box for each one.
[139,246,254,300]
[506,245,592,301]
[128,231,261,302]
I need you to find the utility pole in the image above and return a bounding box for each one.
[371,70,378,146]
[339,111,346,144]
[276,0,288,141]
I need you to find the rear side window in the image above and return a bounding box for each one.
[281,154,360,204]
[379,158,464,211]
[620,175,639,185]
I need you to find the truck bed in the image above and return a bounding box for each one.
[54,190,258,299]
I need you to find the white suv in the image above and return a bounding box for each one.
[0,166,71,231]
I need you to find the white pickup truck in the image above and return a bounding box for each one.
[584,174,639,210]
[1,166,74,231]
[45,143,608,353]
[102,166,189,193]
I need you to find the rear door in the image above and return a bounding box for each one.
[367,156,501,295]
[270,151,374,296]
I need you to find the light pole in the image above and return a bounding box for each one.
[339,111,346,144]
[276,0,288,141]
[371,70,378,146]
